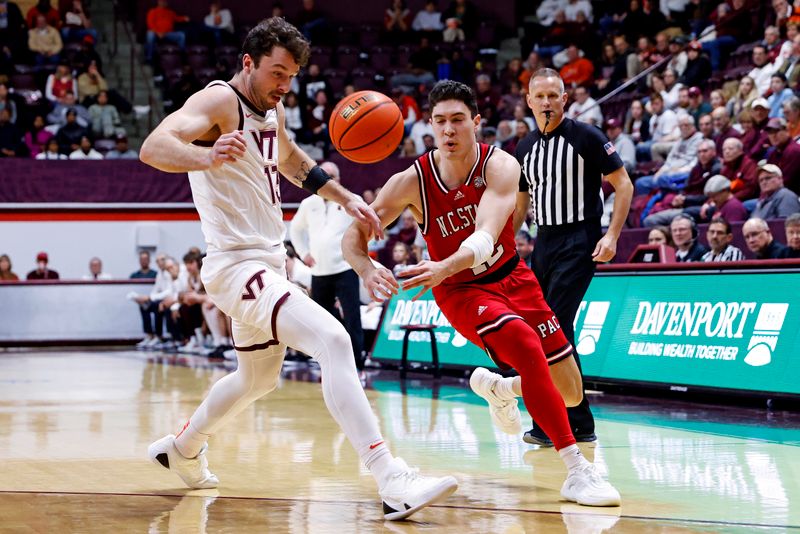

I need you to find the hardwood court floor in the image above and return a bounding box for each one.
[0,349,798,533]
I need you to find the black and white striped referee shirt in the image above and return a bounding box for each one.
[516,118,623,228]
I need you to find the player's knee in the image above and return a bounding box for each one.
[562,387,583,407]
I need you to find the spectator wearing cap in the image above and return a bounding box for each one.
[746,45,776,96]
[751,163,800,219]
[698,175,748,223]
[743,217,788,259]
[55,110,89,154]
[670,213,708,262]
[711,108,740,154]
[105,134,138,159]
[687,87,712,127]
[720,138,759,201]
[565,85,602,126]
[26,252,59,280]
[778,212,800,257]
[768,74,794,118]
[701,217,745,262]
[679,40,711,88]
[764,117,800,194]
[605,118,635,174]
[746,98,772,160]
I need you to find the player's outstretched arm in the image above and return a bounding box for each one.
[140,85,243,172]
[402,152,520,299]
[342,166,420,302]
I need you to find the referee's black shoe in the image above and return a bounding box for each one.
[522,427,597,447]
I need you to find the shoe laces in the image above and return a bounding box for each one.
[392,466,421,483]
[578,464,604,486]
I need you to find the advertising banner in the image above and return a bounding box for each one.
[373,271,800,396]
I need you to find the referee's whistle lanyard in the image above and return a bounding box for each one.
[540,110,552,149]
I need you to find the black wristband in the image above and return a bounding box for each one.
[302,165,332,194]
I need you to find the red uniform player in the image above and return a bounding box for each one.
[343,80,621,507]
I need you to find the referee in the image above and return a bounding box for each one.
[514,68,633,446]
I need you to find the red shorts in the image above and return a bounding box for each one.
[433,259,572,370]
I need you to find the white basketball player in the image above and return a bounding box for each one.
[140,18,457,521]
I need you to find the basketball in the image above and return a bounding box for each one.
[329,90,404,164]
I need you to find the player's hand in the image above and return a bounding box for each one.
[401,260,449,301]
[344,198,384,239]
[207,131,246,168]
[364,267,399,302]
[303,254,316,267]
[592,234,617,263]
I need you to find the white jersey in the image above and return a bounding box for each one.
[188,81,285,264]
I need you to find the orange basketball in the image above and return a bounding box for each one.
[329,90,404,164]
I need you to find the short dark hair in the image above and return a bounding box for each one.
[428,80,478,117]
[183,251,201,265]
[239,17,310,72]
[709,216,732,234]
[530,68,564,91]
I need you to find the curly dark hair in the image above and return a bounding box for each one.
[238,17,310,71]
[428,80,478,117]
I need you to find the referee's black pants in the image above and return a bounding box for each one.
[531,220,602,437]
[311,268,365,369]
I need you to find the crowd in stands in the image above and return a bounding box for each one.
[0,0,136,159]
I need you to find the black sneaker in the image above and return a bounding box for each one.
[523,428,597,447]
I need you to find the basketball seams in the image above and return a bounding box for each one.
[328,90,403,163]
[339,108,403,154]
[336,101,394,151]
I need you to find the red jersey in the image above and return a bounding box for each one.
[414,143,517,285]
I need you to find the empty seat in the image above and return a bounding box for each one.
[336,46,360,70]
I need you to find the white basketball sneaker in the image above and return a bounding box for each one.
[147,434,219,489]
[560,463,621,507]
[379,459,458,521]
[469,367,522,434]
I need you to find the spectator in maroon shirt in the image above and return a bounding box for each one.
[711,107,740,154]
[746,98,772,161]
[26,251,59,280]
[720,138,759,201]
[698,175,748,223]
[764,116,800,195]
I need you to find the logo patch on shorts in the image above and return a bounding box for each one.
[477,305,487,316]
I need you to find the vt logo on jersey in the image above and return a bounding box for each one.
[250,129,280,204]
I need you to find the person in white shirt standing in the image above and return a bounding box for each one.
[565,85,602,126]
[290,161,366,368]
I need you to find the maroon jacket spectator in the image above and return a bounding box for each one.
[26,0,60,29]
[26,252,59,280]
[711,108,740,154]
[720,138,759,201]
[700,175,748,223]
[764,117,800,195]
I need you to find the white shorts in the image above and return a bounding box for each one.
[202,251,302,351]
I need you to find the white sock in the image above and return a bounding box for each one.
[174,420,209,459]
[492,376,517,400]
[559,444,590,471]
